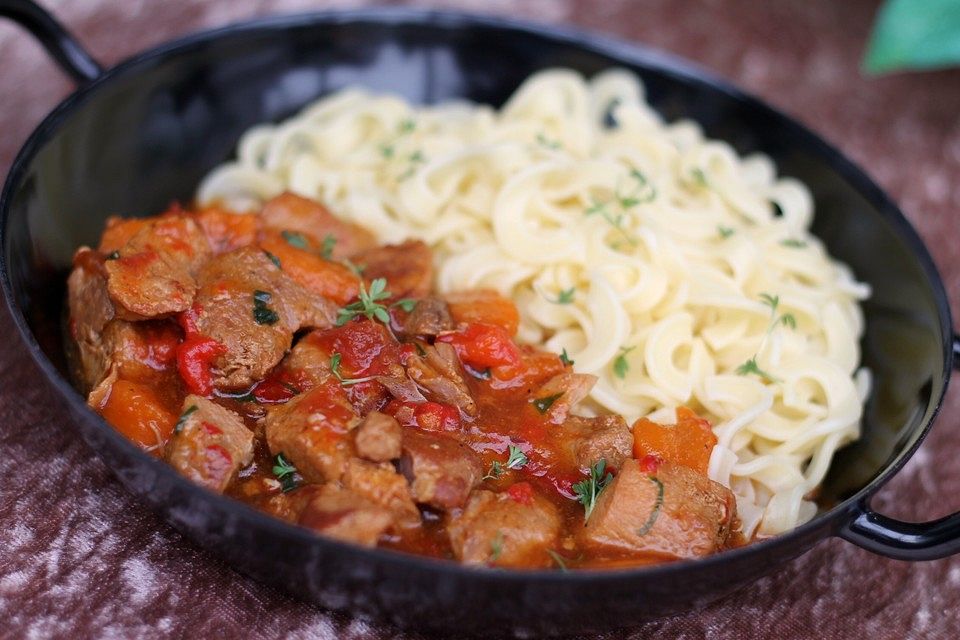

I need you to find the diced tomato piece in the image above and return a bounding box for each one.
[252,377,299,404]
[309,319,401,377]
[445,289,520,335]
[98,379,177,452]
[632,407,716,474]
[436,322,521,370]
[506,482,535,505]
[177,302,203,336]
[176,335,226,396]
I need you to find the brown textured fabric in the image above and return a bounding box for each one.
[2,0,960,638]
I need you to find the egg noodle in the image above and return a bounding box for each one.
[197,68,871,539]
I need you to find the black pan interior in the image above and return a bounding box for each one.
[0,11,952,633]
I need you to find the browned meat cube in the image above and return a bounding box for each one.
[399,430,482,510]
[354,239,433,299]
[447,488,561,567]
[260,192,376,259]
[298,484,394,547]
[264,382,360,483]
[579,459,736,560]
[532,372,597,424]
[67,248,116,392]
[400,297,453,337]
[104,215,211,319]
[405,342,477,417]
[342,458,421,528]
[354,411,403,462]
[194,247,338,390]
[278,330,333,390]
[559,415,633,471]
[165,395,254,493]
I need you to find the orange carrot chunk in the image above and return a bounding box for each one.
[632,407,717,475]
[98,379,178,454]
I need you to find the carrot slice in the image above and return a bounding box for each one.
[445,289,520,335]
[98,379,178,454]
[260,230,360,305]
[632,407,717,474]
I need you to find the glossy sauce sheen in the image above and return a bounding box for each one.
[67,195,743,570]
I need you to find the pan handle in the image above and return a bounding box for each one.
[0,0,102,84]
[838,332,960,560]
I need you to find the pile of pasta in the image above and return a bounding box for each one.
[198,68,871,538]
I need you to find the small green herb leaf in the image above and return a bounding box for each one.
[572,459,614,521]
[718,226,735,239]
[272,452,300,493]
[506,445,528,470]
[735,357,781,383]
[330,352,376,386]
[532,392,563,414]
[560,348,574,367]
[551,287,576,305]
[613,346,635,380]
[690,168,708,187]
[483,461,504,481]
[636,476,665,536]
[320,234,336,260]
[392,298,417,312]
[536,133,561,150]
[281,230,309,249]
[490,530,504,562]
[252,289,280,325]
[780,313,797,330]
[780,239,807,249]
[264,250,281,268]
[174,405,198,434]
[336,277,393,326]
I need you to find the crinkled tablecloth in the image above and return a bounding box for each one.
[2,1,960,638]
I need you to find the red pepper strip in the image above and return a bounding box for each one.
[177,335,226,397]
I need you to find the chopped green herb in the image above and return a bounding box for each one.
[536,133,561,150]
[545,549,569,572]
[690,167,709,187]
[613,346,635,380]
[779,313,797,329]
[585,197,638,246]
[398,118,416,134]
[264,250,281,269]
[759,292,797,332]
[336,277,392,326]
[106,250,120,260]
[281,230,309,249]
[330,352,376,386]
[780,239,807,249]
[616,168,657,208]
[532,392,563,414]
[490,530,504,563]
[718,226,735,239]
[735,356,780,383]
[560,348,574,367]
[551,287,576,305]
[506,445,528,470]
[320,234,336,260]
[252,289,280,325]
[483,461,504,481]
[392,298,417,313]
[636,476,664,536]
[173,405,198,434]
[272,452,300,493]
[572,459,614,521]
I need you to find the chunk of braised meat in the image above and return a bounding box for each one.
[298,484,394,547]
[67,248,115,392]
[264,382,360,483]
[104,215,211,320]
[579,459,736,560]
[260,192,376,259]
[559,415,633,471]
[447,487,561,567]
[399,430,482,510]
[354,411,403,462]
[193,247,338,390]
[532,372,597,424]
[342,458,421,528]
[278,330,332,390]
[165,395,254,494]
[194,206,260,254]
[354,239,433,299]
[404,342,477,417]
[399,298,453,337]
